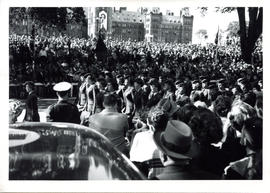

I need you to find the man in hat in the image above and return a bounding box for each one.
[23,81,40,122]
[46,82,80,124]
[152,120,219,180]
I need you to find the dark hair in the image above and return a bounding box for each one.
[188,107,223,145]
[86,74,96,82]
[107,78,118,91]
[103,94,117,107]
[57,91,69,98]
[124,76,134,85]
[213,95,232,117]
[242,92,257,107]
[25,81,35,90]
[242,117,262,151]
[97,78,107,87]
[116,76,124,84]
[164,79,176,92]
[177,104,198,124]
[209,89,222,103]
[134,78,144,86]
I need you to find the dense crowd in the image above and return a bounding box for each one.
[9,34,262,85]
[9,33,263,180]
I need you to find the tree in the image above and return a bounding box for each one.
[28,8,68,30]
[10,7,87,31]
[69,7,87,25]
[199,7,263,64]
[226,21,240,38]
[237,7,262,64]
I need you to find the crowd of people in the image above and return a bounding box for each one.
[9,33,263,180]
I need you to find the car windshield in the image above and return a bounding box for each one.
[9,122,145,180]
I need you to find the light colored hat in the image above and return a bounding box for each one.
[53,82,72,92]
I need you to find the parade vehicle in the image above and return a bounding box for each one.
[9,122,145,180]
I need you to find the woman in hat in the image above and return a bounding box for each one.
[162,79,176,102]
[223,117,262,179]
[220,100,257,172]
[146,79,163,110]
[129,107,168,178]
[188,107,226,176]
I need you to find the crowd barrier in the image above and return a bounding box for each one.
[9,82,79,99]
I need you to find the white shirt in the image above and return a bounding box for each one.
[129,130,158,162]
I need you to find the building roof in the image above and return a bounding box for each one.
[112,11,145,23]
[162,15,182,24]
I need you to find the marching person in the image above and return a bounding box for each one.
[23,81,40,122]
[85,74,97,114]
[46,81,80,124]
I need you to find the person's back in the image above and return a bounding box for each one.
[156,165,220,180]
[89,94,129,155]
[47,100,80,124]
[46,82,80,124]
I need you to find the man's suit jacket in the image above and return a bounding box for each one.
[155,165,220,180]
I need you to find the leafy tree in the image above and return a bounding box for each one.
[69,7,87,25]
[28,8,67,30]
[226,21,239,38]
[9,7,27,25]
[199,7,263,64]
[10,7,87,31]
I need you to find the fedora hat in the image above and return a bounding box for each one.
[153,120,199,160]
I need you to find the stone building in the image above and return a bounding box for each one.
[85,7,194,43]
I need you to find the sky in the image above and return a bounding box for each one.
[126,7,239,44]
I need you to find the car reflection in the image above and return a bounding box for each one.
[9,122,145,180]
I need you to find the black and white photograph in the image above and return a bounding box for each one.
[1,0,268,192]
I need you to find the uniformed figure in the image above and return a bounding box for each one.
[46,82,80,124]
[23,81,40,122]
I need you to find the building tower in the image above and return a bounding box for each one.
[181,8,193,43]
[85,7,113,39]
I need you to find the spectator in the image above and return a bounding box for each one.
[223,117,262,179]
[152,120,219,179]
[89,94,130,156]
